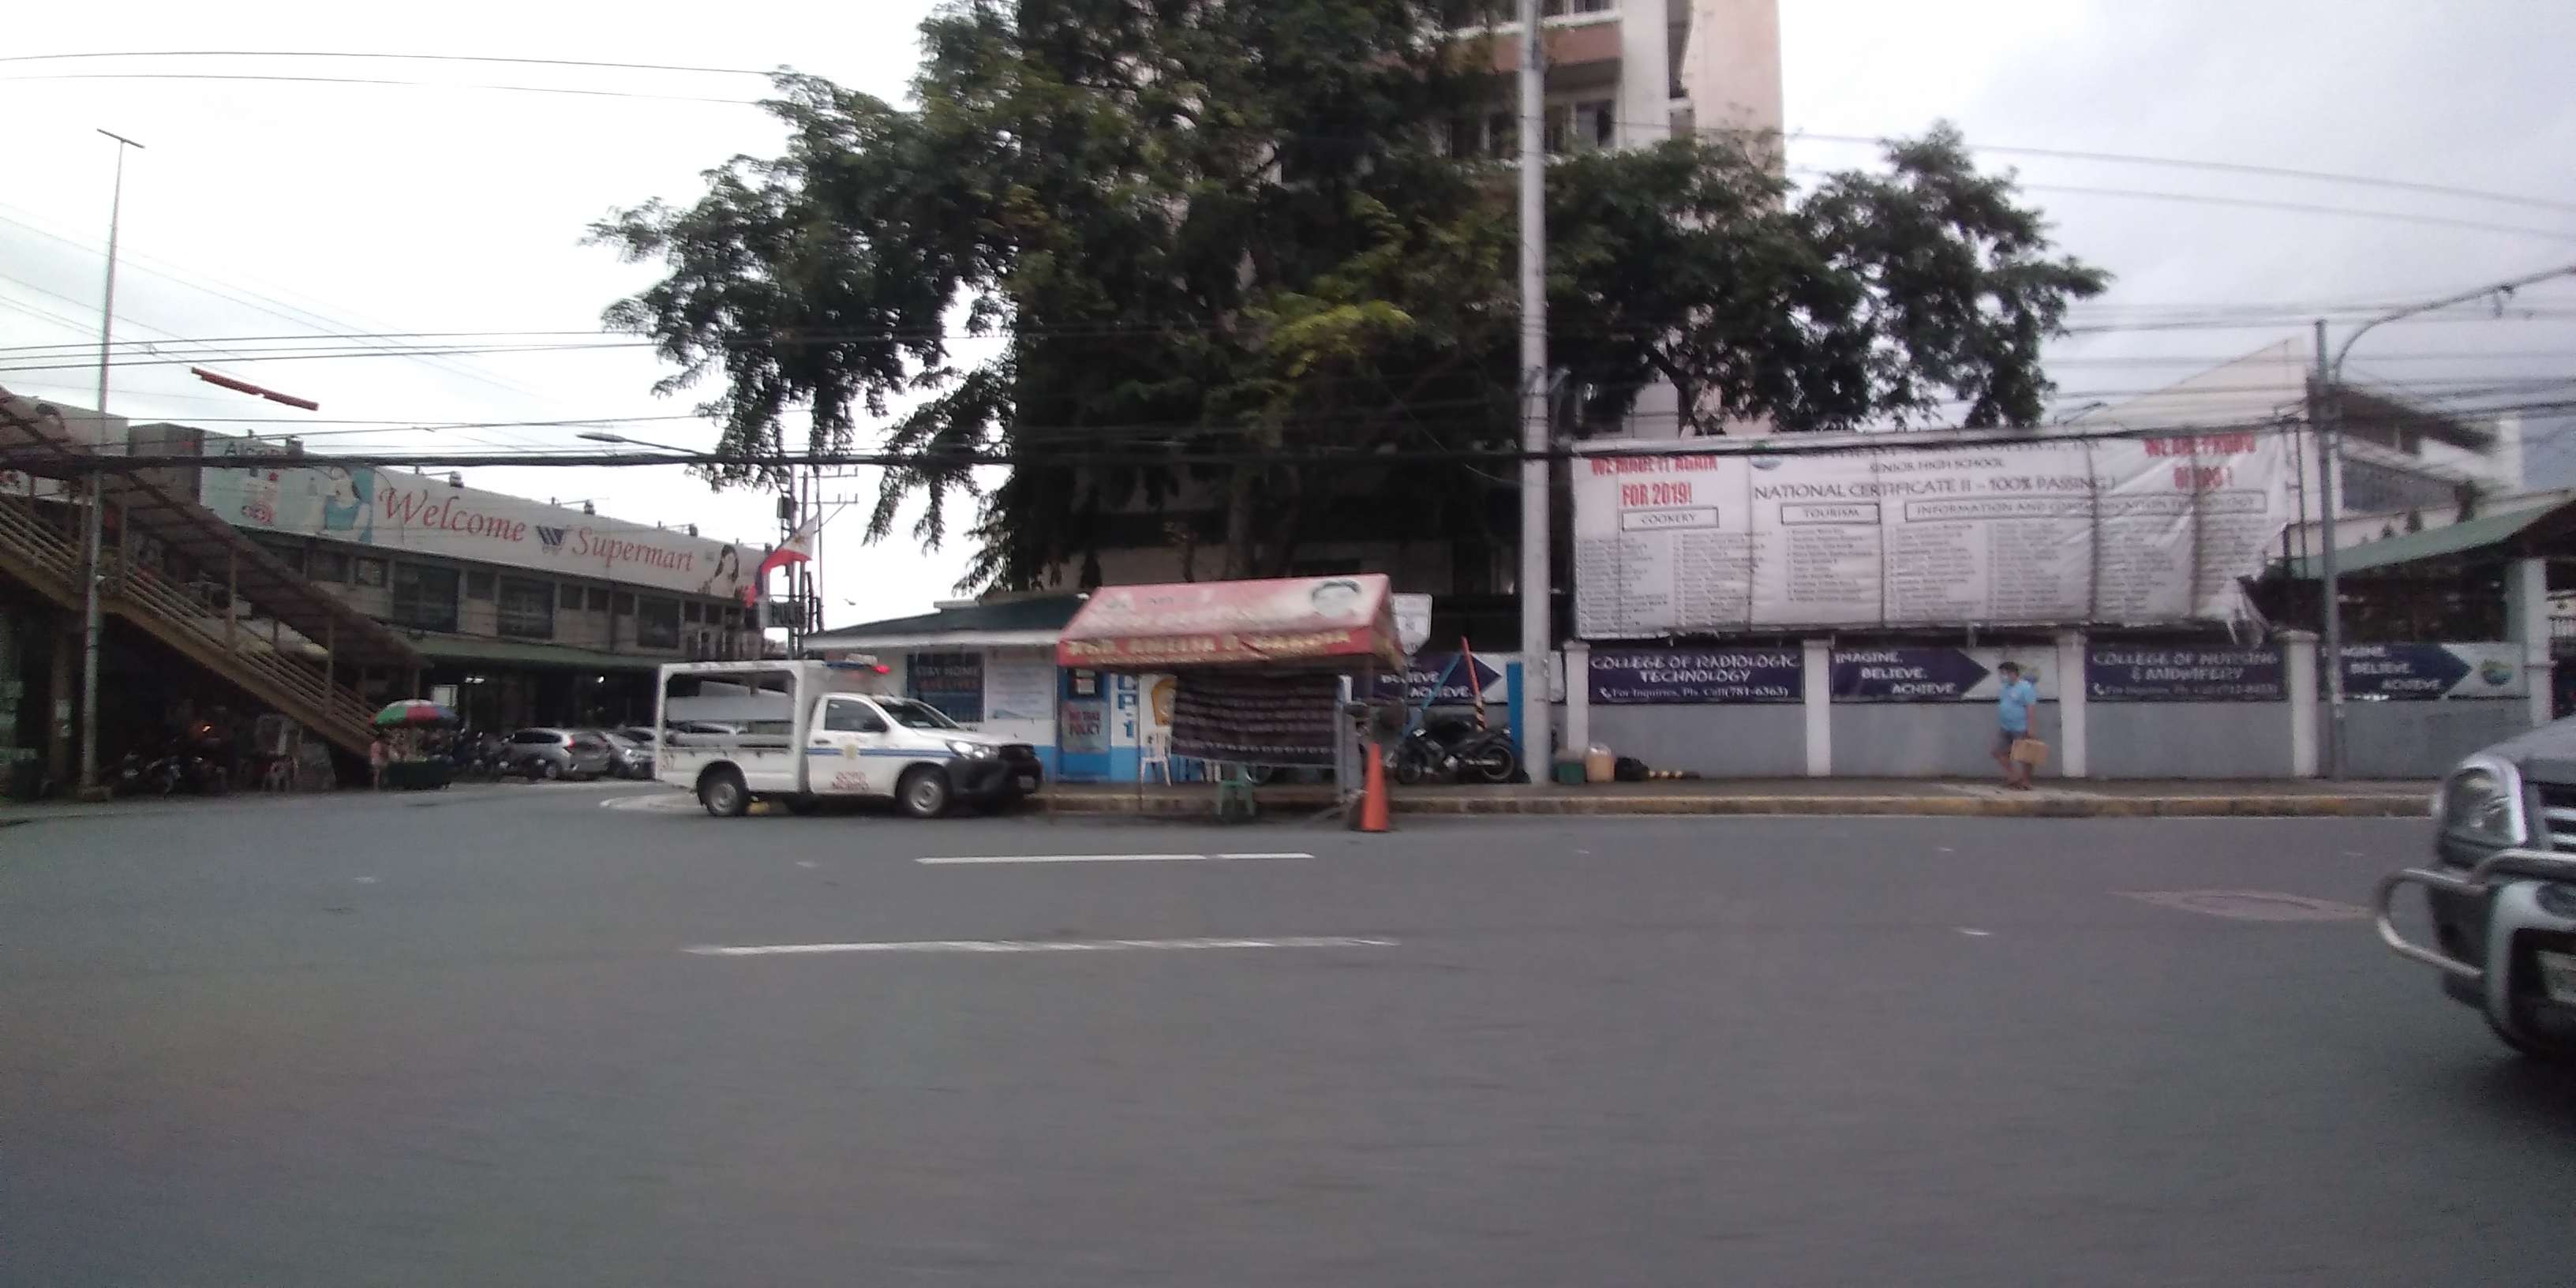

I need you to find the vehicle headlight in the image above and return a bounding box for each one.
[2437,755,2525,847]
[948,739,996,759]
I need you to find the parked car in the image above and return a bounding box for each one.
[2376,724,2576,1065]
[504,728,615,781]
[596,728,657,779]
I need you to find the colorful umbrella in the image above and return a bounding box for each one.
[373,699,459,728]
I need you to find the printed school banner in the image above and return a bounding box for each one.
[1589,648,1803,705]
[193,432,761,599]
[1571,432,2293,635]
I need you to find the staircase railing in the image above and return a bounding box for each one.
[0,495,378,754]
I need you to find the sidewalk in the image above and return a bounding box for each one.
[1034,777,2436,820]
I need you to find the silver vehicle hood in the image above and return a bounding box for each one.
[2482,716,2576,785]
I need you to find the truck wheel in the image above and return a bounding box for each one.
[698,767,750,818]
[2488,1014,2576,1066]
[897,766,951,819]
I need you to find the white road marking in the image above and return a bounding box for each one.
[796,861,818,868]
[353,876,378,884]
[601,792,696,814]
[915,852,1311,865]
[1956,927,1992,937]
[687,934,1395,957]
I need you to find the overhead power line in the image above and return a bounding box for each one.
[0,73,761,104]
[1784,131,2576,218]
[0,50,769,76]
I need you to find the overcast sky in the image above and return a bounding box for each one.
[5,0,2571,624]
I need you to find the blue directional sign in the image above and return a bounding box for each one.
[1830,648,1991,701]
[1375,653,1505,705]
[2340,644,2525,700]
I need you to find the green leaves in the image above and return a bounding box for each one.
[595,4,2105,590]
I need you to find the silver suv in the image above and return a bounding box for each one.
[2378,722,2576,1064]
[504,728,614,781]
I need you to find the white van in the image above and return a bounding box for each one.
[655,661,1043,818]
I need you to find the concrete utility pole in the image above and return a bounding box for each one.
[2309,320,2343,780]
[78,129,143,797]
[2312,261,2576,778]
[1516,0,1552,769]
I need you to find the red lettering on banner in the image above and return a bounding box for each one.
[2146,432,2259,459]
[572,528,698,575]
[379,488,529,543]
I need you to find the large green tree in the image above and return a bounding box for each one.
[594,0,2105,590]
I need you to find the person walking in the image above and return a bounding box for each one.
[368,736,389,792]
[1991,661,2039,790]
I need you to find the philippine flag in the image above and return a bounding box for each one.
[744,519,818,606]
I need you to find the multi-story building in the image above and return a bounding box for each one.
[1447,0,1783,159]
[155,424,770,732]
[1,388,767,791]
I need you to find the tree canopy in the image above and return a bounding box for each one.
[594,0,2106,590]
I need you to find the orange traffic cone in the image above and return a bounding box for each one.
[1359,744,1391,833]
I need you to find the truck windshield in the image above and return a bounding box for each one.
[877,698,960,731]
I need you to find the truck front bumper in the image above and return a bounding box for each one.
[950,756,1043,802]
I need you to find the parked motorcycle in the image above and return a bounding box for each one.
[1390,714,1520,785]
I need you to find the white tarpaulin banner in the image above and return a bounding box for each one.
[194,433,762,599]
[1573,431,2291,635]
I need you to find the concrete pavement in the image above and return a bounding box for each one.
[2,788,2566,1286]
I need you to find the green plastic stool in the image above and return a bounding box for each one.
[1215,767,1260,821]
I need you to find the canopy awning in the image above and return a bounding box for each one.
[1055,575,1406,672]
[2280,499,2576,578]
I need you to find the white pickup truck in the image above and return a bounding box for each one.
[654,661,1043,818]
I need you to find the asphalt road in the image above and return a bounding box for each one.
[2,784,2569,1286]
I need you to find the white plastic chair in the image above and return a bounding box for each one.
[1140,728,1173,784]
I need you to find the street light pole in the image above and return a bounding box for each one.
[2312,260,2576,779]
[77,129,142,798]
[1515,0,1552,770]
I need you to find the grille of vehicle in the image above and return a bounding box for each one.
[2533,783,2576,852]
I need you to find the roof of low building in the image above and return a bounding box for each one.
[802,593,1088,652]
[2282,498,2576,578]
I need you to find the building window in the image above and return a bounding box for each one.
[256,539,305,573]
[1579,99,1614,150]
[1541,0,1615,13]
[586,587,609,612]
[612,592,635,615]
[683,601,703,624]
[390,563,459,632]
[354,558,387,588]
[1448,116,1481,159]
[908,652,985,724]
[465,571,494,600]
[560,583,583,610]
[497,577,554,639]
[636,597,680,649]
[1485,111,1515,159]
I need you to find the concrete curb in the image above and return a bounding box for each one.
[1034,792,2431,820]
